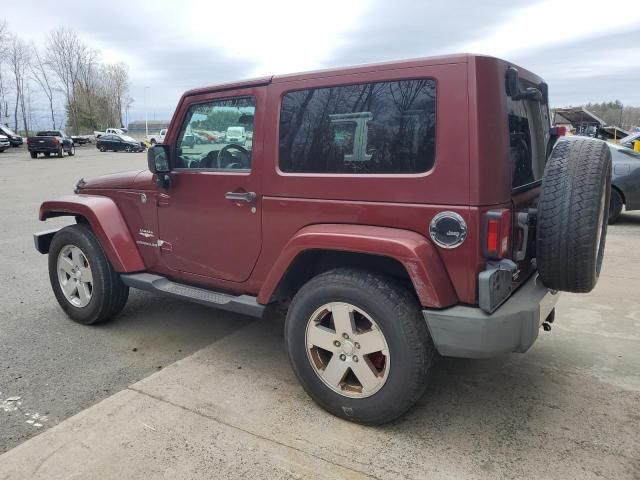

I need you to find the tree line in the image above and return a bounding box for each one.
[582,101,640,132]
[0,20,132,136]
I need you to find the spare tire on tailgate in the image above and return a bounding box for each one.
[537,137,611,293]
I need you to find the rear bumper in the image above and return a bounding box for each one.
[29,146,60,153]
[423,273,559,358]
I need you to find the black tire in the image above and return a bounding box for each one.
[150,139,156,145]
[285,268,434,425]
[48,224,129,325]
[68,145,75,156]
[537,137,611,293]
[608,188,623,224]
[99,146,105,152]
[44,152,50,157]
[57,146,64,158]
[30,152,37,159]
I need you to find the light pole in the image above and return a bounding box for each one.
[143,86,150,137]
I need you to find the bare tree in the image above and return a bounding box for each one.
[75,46,100,129]
[46,28,86,134]
[30,43,57,129]
[0,20,11,126]
[7,34,31,135]
[102,62,130,127]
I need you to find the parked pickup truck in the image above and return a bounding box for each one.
[147,129,167,145]
[34,54,611,425]
[27,130,75,158]
[94,128,126,139]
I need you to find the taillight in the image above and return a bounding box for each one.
[52,138,59,145]
[483,209,511,259]
[550,125,567,136]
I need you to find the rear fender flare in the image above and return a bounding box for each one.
[39,194,145,272]
[258,224,457,308]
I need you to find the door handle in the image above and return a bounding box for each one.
[225,191,257,203]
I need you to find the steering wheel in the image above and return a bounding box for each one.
[218,144,250,169]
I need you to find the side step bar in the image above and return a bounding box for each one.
[120,273,265,318]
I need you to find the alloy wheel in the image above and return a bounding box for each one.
[305,302,390,398]
[56,245,94,308]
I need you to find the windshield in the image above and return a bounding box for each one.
[1,125,17,136]
[227,127,243,136]
[120,135,137,142]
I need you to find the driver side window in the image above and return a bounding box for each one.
[175,96,256,170]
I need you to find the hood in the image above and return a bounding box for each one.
[78,170,145,190]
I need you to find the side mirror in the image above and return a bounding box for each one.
[147,144,170,174]
[147,145,171,188]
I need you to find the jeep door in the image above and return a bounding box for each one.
[156,87,264,283]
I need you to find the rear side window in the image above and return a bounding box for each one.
[508,96,549,189]
[279,79,436,174]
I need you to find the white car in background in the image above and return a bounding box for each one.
[94,128,127,139]
[225,126,246,146]
[0,134,10,152]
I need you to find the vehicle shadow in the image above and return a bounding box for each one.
[614,211,640,225]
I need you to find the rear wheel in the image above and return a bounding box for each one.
[285,268,434,425]
[608,189,623,224]
[48,224,129,325]
[537,137,611,292]
[57,146,64,158]
[30,152,37,159]
[68,145,75,156]
[99,145,105,152]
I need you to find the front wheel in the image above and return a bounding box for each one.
[30,151,37,159]
[48,224,129,325]
[99,145,105,152]
[285,268,434,425]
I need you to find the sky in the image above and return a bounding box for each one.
[2,0,640,125]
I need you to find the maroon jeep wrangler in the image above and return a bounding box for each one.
[34,54,611,425]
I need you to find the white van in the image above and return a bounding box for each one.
[225,126,247,146]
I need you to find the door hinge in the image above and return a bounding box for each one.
[157,193,170,207]
[158,239,172,252]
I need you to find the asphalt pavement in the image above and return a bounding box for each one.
[0,144,638,479]
[0,145,254,452]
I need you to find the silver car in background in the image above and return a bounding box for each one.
[609,144,640,223]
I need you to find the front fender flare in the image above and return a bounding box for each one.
[39,194,145,272]
[258,224,457,308]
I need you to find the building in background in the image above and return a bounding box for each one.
[127,120,170,138]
